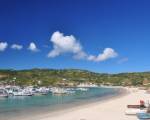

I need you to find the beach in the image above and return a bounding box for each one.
[36,88,149,120]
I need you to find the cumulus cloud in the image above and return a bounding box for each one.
[48,31,118,62]
[0,42,8,51]
[48,31,86,59]
[87,48,118,62]
[28,42,39,52]
[11,44,23,50]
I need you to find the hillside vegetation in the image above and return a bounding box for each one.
[0,69,150,86]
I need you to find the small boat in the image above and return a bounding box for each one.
[51,87,69,94]
[35,87,49,95]
[127,105,144,109]
[76,88,89,91]
[127,100,146,109]
[11,89,32,96]
[77,83,98,88]
[6,86,32,96]
[0,88,8,98]
[125,109,146,115]
[137,112,150,119]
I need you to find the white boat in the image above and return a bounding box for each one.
[0,88,8,98]
[21,86,49,96]
[12,89,32,96]
[76,88,89,91]
[66,88,76,93]
[77,83,98,88]
[12,89,24,96]
[35,87,49,95]
[50,87,70,94]
[5,86,32,96]
[125,109,146,115]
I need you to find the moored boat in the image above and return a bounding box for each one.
[0,88,8,98]
[5,86,32,96]
[50,87,72,94]
[77,83,98,88]
[76,87,89,91]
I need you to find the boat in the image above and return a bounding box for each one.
[137,112,150,119]
[127,105,146,109]
[5,86,32,96]
[77,83,98,88]
[50,87,70,94]
[125,108,146,115]
[76,87,89,91]
[12,89,32,96]
[0,88,8,98]
[35,87,49,95]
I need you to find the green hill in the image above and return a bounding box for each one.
[0,69,150,86]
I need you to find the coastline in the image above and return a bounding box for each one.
[38,88,150,120]
[2,87,128,120]
[38,87,129,120]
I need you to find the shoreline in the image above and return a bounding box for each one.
[5,87,128,120]
[37,87,129,120]
[39,88,150,120]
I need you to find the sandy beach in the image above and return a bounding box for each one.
[33,88,150,120]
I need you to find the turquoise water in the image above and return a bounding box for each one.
[0,87,121,120]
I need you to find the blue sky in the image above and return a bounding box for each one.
[0,0,150,73]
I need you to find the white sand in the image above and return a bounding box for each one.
[35,88,150,120]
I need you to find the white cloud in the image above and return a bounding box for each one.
[11,44,23,50]
[48,31,85,58]
[48,31,118,62]
[87,48,118,62]
[28,42,39,52]
[0,42,8,51]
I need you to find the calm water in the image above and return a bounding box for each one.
[0,87,121,120]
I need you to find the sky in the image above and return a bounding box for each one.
[0,0,150,73]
